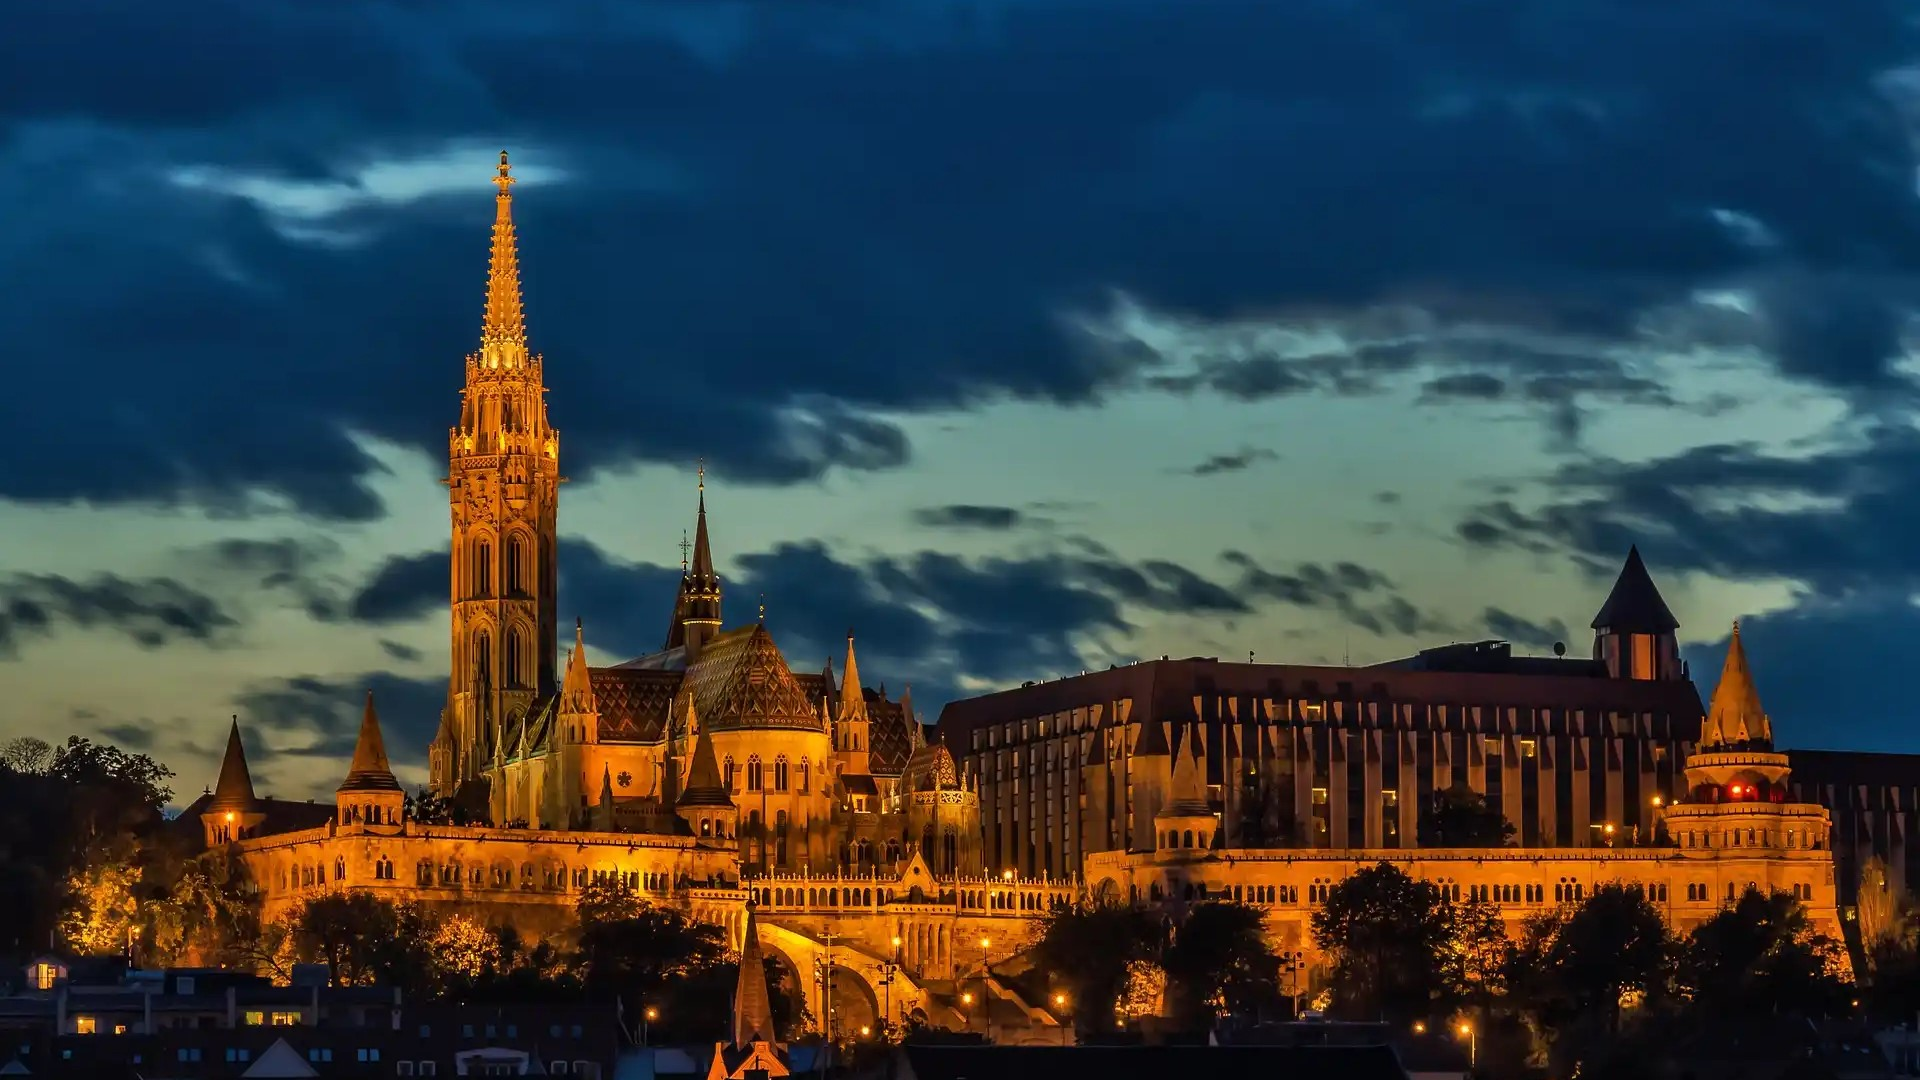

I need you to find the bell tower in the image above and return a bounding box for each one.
[440,151,561,795]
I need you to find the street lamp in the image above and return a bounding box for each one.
[642,1006,659,1047]
[1052,992,1071,1046]
[1456,1021,1476,1070]
[1412,1021,1426,1035]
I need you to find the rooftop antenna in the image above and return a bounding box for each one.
[1343,632,1351,667]
[1249,650,1255,664]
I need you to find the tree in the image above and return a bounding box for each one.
[1031,899,1164,1033]
[575,877,645,927]
[293,893,434,988]
[0,737,52,774]
[1678,887,1848,1023]
[58,850,140,955]
[1161,901,1282,1026]
[575,905,728,1016]
[1859,856,1902,969]
[142,849,257,968]
[428,915,501,991]
[1508,883,1671,1076]
[1454,895,1513,1007]
[1417,784,1515,847]
[406,788,454,826]
[1311,862,1462,1022]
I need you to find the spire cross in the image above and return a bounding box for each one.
[680,530,691,571]
[697,457,706,492]
[493,150,515,196]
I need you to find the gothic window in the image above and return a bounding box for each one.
[774,757,789,792]
[475,631,492,684]
[505,628,524,688]
[724,757,736,790]
[473,539,493,597]
[941,831,956,874]
[798,759,810,793]
[506,536,527,595]
[747,757,763,792]
[886,839,900,863]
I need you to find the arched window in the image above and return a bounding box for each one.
[774,757,789,792]
[747,757,763,791]
[473,539,493,597]
[506,536,527,595]
[724,757,735,789]
[798,759,810,792]
[474,630,492,684]
[505,627,524,688]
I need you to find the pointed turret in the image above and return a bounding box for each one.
[211,717,258,811]
[678,726,734,808]
[836,632,873,775]
[666,466,724,658]
[732,906,779,1047]
[202,719,266,847]
[594,765,617,832]
[1591,545,1684,681]
[1701,622,1772,750]
[336,692,404,829]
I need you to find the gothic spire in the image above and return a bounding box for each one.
[691,462,716,581]
[482,150,526,352]
[1701,621,1772,749]
[677,724,733,808]
[837,631,870,725]
[665,463,723,653]
[210,717,257,810]
[339,691,402,792]
[733,905,778,1048]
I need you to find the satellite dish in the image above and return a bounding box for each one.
[1553,641,1567,657]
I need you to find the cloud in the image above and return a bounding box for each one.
[1483,607,1573,651]
[6,1,1919,516]
[911,505,1029,531]
[0,573,239,656]
[1454,424,1920,594]
[343,550,444,624]
[231,670,447,774]
[1184,447,1279,476]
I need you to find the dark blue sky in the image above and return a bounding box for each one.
[4,0,1918,797]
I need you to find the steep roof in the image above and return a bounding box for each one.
[685,625,821,732]
[209,719,257,811]
[1701,622,1771,749]
[337,692,402,793]
[732,907,778,1048]
[677,726,734,808]
[1590,545,1680,633]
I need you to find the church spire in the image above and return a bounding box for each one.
[1701,621,1772,750]
[1590,544,1683,681]
[482,150,525,352]
[665,463,723,657]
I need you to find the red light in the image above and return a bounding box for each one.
[1729,784,1744,797]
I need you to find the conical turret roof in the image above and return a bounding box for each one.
[210,718,257,810]
[732,905,778,1047]
[677,725,734,808]
[1701,622,1771,749]
[1591,545,1680,632]
[338,691,403,793]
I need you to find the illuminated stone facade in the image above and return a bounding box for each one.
[188,156,1844,1035]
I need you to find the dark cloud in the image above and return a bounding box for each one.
[1422,373,1507,402]
[1455,425,1920,593]
[97,722,157,752]
[912,505,1028,531]
[344,551,444,624]
[1483,607,1573,652]
[231,671,446,774]
[3,1,1916,515]
[0,573,238,656]
[1185,447,1280,476]
[379,639,424,663]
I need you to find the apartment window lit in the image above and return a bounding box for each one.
[1520,739,1537,759]
[74,1016,96,1035]
[1311,787,1329,806]
[1301,703,1325,721]
[1381,789,1398,807]
[32,963,57,990]
[270,1012,299,1027]
[243,1011,264,1026]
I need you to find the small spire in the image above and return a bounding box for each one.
[211,716,258,809]
[733,905,779,1048]
[339,691,402,792]
[575,616,584,646]
[839,632,869,726]
[1701,619,1771,749]
[758,594,766,623]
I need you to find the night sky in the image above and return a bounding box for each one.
[7,0,1919,802]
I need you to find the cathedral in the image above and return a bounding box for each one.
[184,154,1851,1039]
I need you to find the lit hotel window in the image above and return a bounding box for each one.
[1521,739,1537,759]
[1301,703,1325,721]
[1311,787,1329,806]
[75,1016,96,1035]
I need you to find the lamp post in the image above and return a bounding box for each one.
[1052,992,1071,1046]
[977,936,991,1037]
[1280,951,1305,1017]
[1456,1020,1476,1071]
[642,1006,658,1047]
[879,935,901,1038]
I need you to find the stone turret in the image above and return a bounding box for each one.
[203,718,265,847]
[1128,715,1171,853]
[1591,545,1684,681]
[337,692,404,830]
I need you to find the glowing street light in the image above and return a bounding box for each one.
[641,1006,659,1046]
[1412,1021,1427,1035]
[1456,1021,1476,1069]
